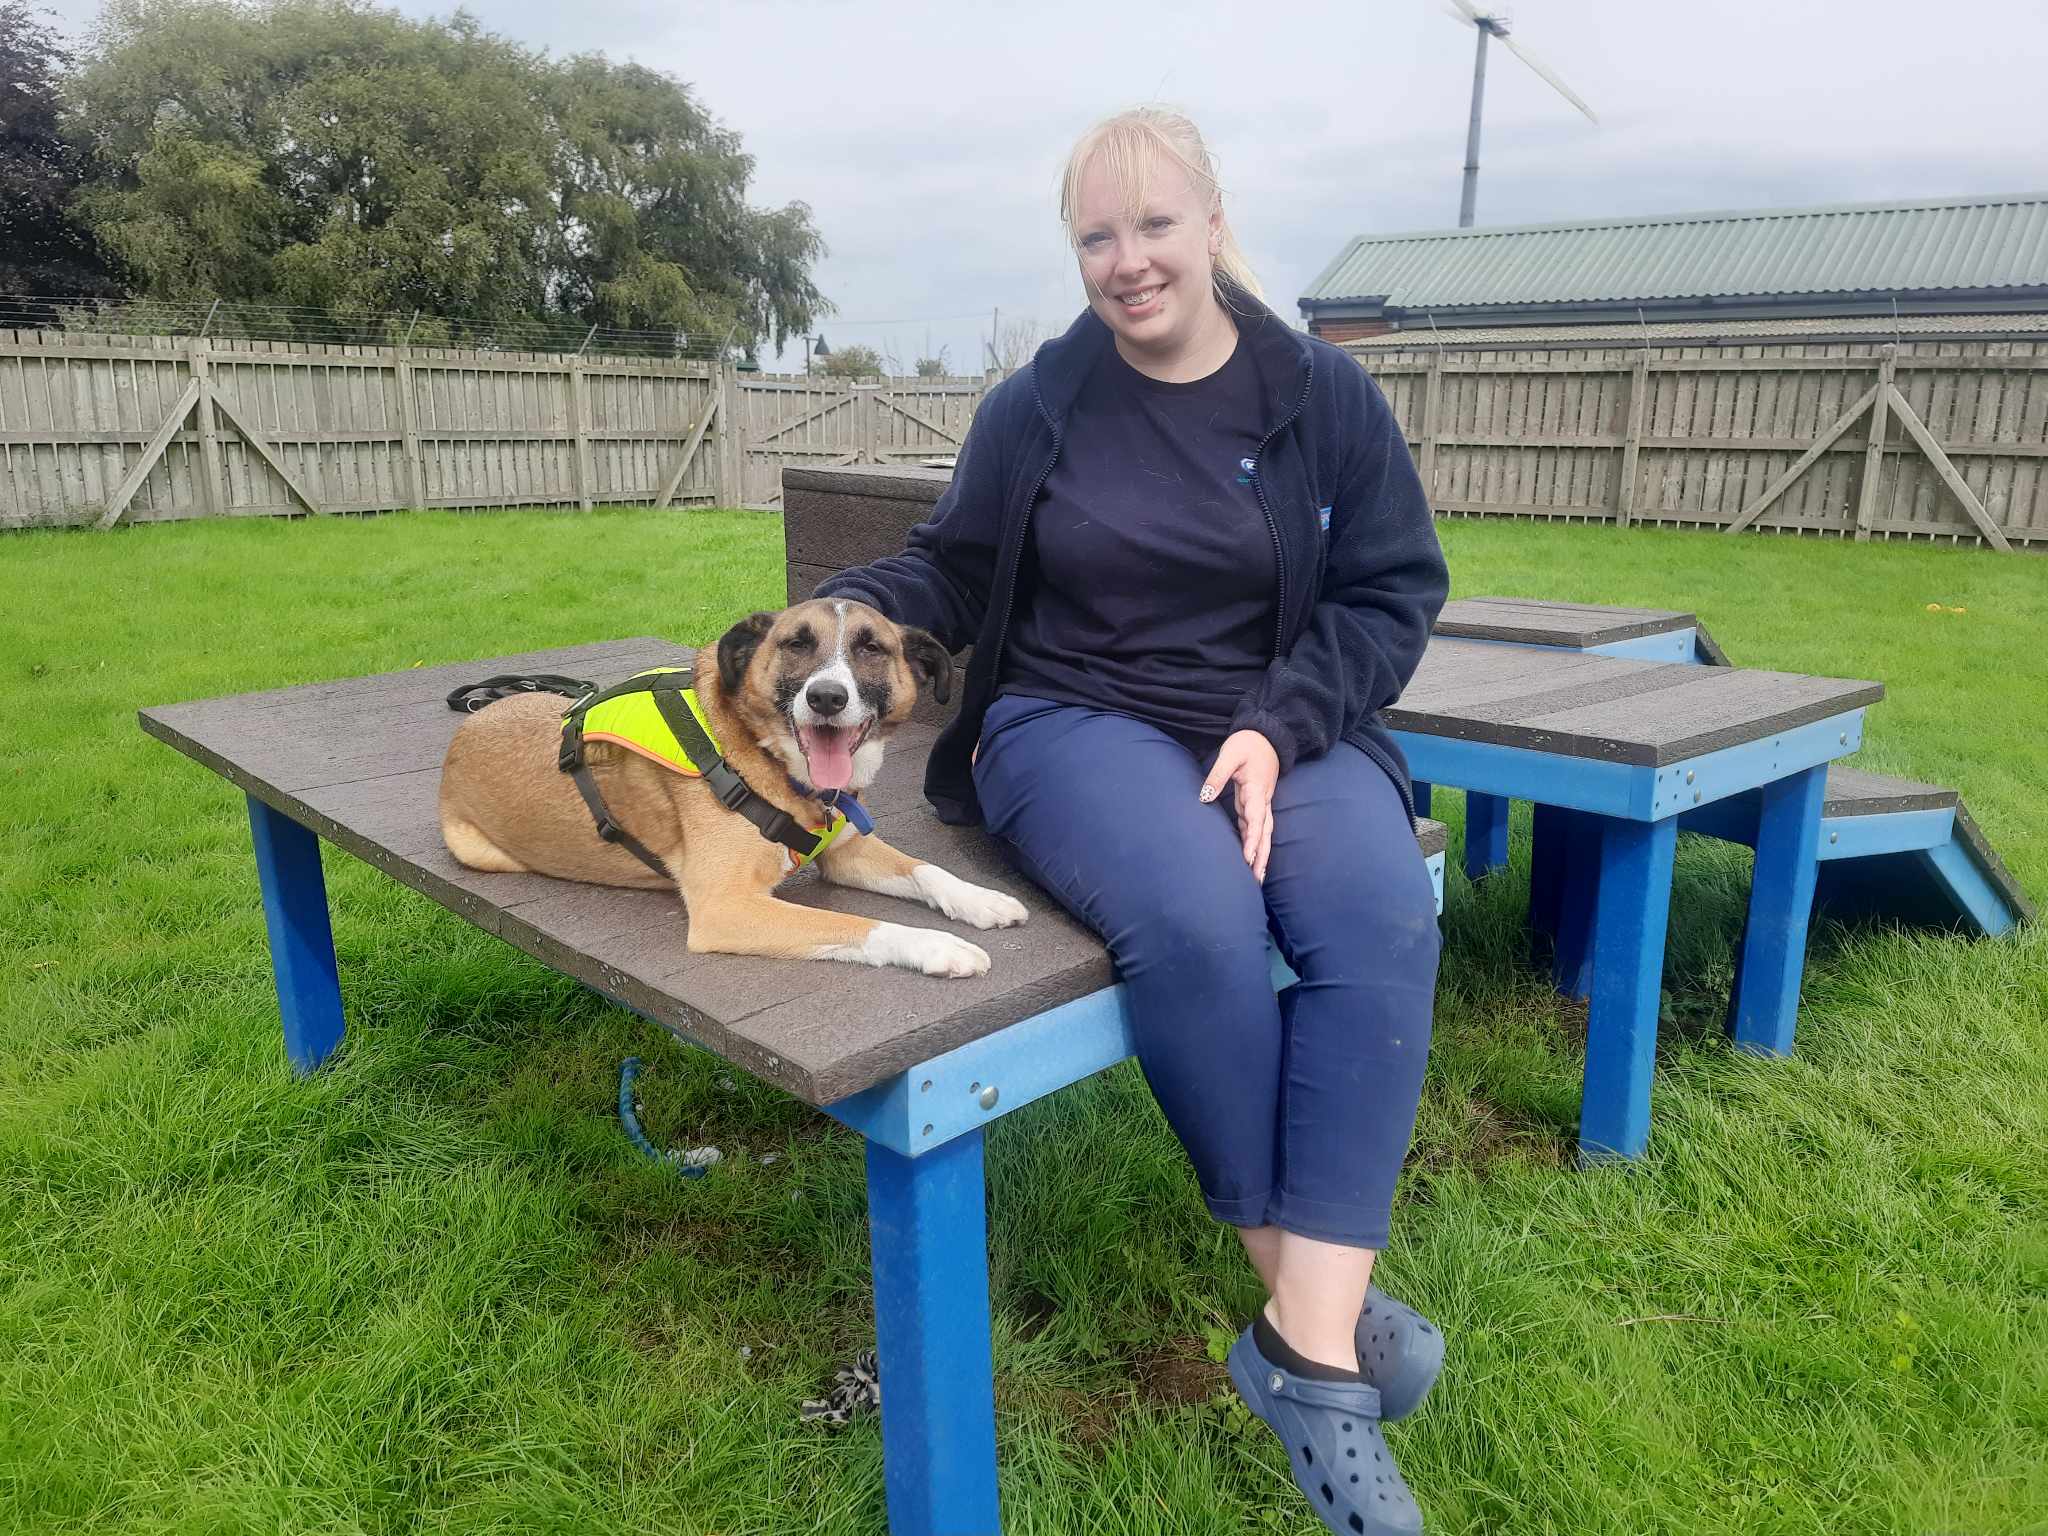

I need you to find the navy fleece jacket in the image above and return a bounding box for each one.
[817,285,1449,827]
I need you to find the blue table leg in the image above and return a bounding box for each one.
[1464,792,1511,880]
[1528,801,1567,949]
[1726,764,1827,1057]
[1411,781,1433,817]
[1544,810,1600,1001]
[1578,815,1679,1162]
[247,794,345,1074]
[866,1132,1001,1536]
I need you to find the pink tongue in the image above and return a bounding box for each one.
[800,725,856,791]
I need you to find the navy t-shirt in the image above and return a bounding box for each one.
[999,337,1277,739]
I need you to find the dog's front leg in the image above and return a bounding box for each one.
[681,890,993,978]
[817,834,1030,931]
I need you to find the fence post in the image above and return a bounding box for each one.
[392,346,426,511]
[1418,354,1442,509]
[721,365,745,507]
[567,356,594,511]
[1854,348,1895,542]
[1616,356,1648,529]
[188,339,227,519]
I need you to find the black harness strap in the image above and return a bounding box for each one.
[447,672,668,879]
[565,762,673,880]
[646,687,817,858]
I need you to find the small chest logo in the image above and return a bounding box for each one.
[1318,505,1333,533]
[1236,457,1256,485]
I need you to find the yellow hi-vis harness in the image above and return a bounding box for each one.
[446,667,871,880]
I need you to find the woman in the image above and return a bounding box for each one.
[820,107,1448,1535]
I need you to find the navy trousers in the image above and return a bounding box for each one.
[972,693,1441,1250]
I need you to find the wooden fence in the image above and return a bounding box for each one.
[6,326,2045,551]
[0,329,985,529]
[730,375,981,507]
[1359,336,2048,551]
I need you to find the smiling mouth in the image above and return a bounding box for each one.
[1118,285,1162,308]
[794,718,873,791]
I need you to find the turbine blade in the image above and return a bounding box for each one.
[1441,0,1484,24]
[1501,32,1599,123]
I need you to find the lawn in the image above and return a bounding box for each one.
[1,508,2043,1536]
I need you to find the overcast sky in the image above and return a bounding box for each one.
[39,0,2048,370]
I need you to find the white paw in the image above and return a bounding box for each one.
[872,922,992,978]
[912,865,1031,930]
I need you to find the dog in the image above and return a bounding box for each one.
[437,600,1028,976]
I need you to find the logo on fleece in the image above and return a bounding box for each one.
[1236,457,1255,485]
[1318,505,1333,533]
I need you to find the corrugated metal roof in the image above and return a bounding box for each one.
[1342,311,2048,349]
[1302,195,2048,309]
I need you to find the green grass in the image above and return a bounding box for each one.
[2,509,2044,1535]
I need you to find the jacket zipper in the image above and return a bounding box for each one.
[1248,357,1315,661]
[1244,354,1419,826]
[986,369,1064,678]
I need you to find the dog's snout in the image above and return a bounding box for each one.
[805,679,849,717]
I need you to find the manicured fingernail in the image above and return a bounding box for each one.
[1199,786,1217,803]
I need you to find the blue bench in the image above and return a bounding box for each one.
[1435,597,2033,947]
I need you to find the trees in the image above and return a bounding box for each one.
[61,0,825,354]
[816,343,884,379]
[0,1,121,306]
[546,52,824,352]
[987,315,1048,371]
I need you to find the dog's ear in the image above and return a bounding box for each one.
[900,627,953,705]
[716,611,776,693]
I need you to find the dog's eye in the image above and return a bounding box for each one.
[779,630,816,652]
[855,636,888,657]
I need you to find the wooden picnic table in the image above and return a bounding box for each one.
[139,637,1448,1536]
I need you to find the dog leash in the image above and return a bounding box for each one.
[445,674,597,712]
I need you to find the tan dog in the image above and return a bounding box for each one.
[438,600,1028,976]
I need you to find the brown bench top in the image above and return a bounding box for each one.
[1822,764,1955,816]
[1388,638,1879,766]
[141,638,1448,1107]
[1434,597,1693,647]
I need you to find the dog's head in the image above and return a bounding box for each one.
[713,599,952,793]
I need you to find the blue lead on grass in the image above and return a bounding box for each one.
[618,1057,719,1176]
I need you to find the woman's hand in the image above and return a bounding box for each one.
[1200,729,1280,882]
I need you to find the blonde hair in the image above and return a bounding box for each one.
[1058,107,1263,304]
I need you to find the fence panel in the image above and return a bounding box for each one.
[0,330,732,528]
[733,374,989,508]
[1357,333,2047,550]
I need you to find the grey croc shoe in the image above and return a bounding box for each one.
[1227,1322,1423,1536]
[1356,1287,1445,1422]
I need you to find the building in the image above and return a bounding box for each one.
[1298,193,2048,343]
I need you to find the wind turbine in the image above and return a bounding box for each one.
[1442,1,1598,228]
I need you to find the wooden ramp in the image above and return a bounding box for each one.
[1681,765,2034,936]
[1455,597,2033,936]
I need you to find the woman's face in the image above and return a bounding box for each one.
[1071,151,1222,359]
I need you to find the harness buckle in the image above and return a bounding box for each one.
[705,761,753,812]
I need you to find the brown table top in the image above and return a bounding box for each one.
[1433,596,1695,648]
[140,637,1445,1107]
[1388,638,1880,765]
